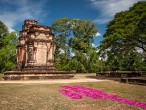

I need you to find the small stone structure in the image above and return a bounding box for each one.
[3,20,75,80]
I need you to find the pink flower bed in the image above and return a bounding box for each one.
[59,85,146,109]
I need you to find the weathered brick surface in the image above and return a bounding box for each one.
[16,20,56,71]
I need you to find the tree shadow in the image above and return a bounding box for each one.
[86,75,146,86]
[86,75,121,82]
[85,75,97,79]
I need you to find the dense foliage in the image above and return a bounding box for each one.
[99,1,146,71]
[52,18,102,72]
[0,21,17,72]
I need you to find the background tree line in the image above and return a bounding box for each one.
[0,1,146,73]
[0,21,17,72]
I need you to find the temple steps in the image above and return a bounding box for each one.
[3,71,75,80]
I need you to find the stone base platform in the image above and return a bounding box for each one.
[3,71,76,80]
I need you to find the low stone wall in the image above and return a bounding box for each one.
[96,71,145,77]
[121,77,146,86]
[3,71,76,80]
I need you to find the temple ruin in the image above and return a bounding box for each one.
[16,20,55,71]
[3,20,75,80]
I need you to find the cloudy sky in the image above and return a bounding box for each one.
[0,0,144,45]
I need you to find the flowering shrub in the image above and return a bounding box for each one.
[59,85,146,109]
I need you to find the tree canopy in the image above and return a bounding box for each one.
[0,21,17,72]
[99,1,146,71]
[0,21,9,48]
[52,18,100,72]
[100,1,146,53]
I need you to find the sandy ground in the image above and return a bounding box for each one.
[0,74,108,84]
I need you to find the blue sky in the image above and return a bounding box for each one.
[0,0,143,46]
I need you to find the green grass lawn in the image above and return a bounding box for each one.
[0,81,146,110]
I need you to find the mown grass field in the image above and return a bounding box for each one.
[0,74,3,80]
[0,74,146,110]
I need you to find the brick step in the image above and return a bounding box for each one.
[3,71,75,80]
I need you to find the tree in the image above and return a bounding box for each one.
[99,1,146,71]
[52,18,98,72]
[0,21,17,72]
[100,1,146,53]
[0,21,9,48]
[69,19,97,53]
[69,19,98,73]
[85,47,100,72]
[105,50,143,71]
[52,17,71,56]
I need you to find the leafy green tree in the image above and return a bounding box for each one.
[0,21,17,72]
[100,1,146,53]
[52,17,71,56]
[0,21,9,48]
[83,47,100,73]
[69,19,98,72]
[52,18,99,72]
[52,18,72,71]
[55,53,72,71]
[69,19,97,53]
[105,50,143,71]
[99,1,146,71]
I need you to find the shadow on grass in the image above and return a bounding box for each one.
[86,75,146,86]
[86,75,121,82]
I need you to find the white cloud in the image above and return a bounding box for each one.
[59,48,65,54]
[91,0,144,24]
[95,32,101,37]
[8,28,15,33]
[93,18,111,25]
[91,43,96,47]
[0,0,47,32]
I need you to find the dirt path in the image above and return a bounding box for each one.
[0,79,106,84]
[0,74,108,84]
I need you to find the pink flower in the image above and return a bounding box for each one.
[59,85,146,109]
[59,89,82,99]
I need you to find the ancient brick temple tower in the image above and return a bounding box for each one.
[16,20,56,71]
[3,20,75,80]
